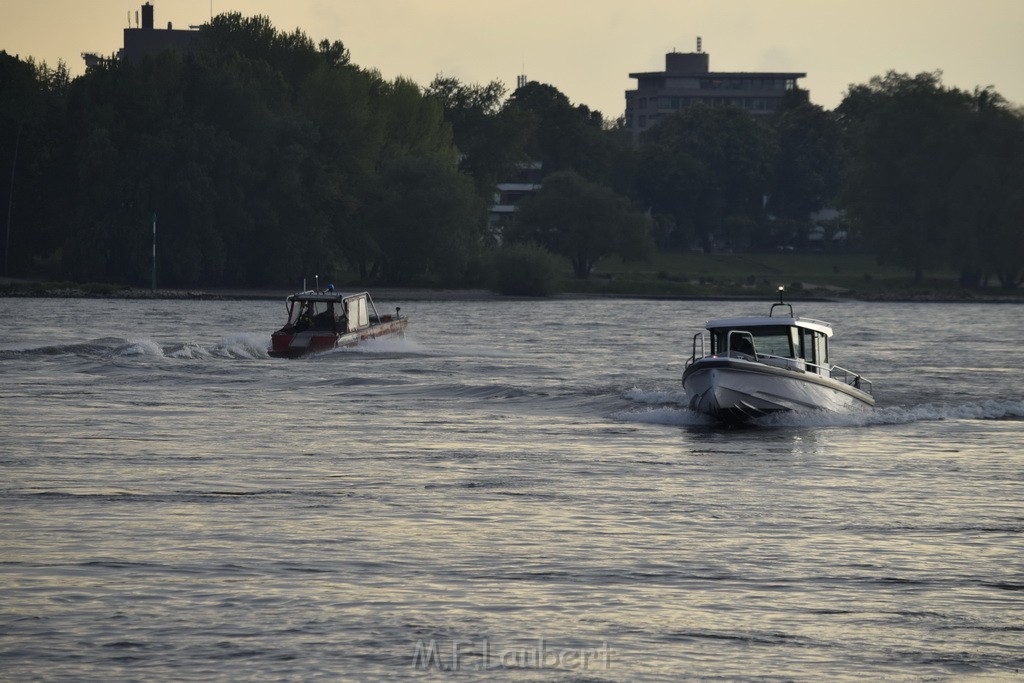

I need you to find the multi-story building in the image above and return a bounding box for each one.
[488,161,543,241]
[83,2,198,70]
[625,42,806,144]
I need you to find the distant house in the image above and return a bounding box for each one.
[83,2,199,70]
[488,161,543,241]
[625,40,806,144]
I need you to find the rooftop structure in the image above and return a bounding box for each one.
[625,39,806,144]
[83,3,199,70]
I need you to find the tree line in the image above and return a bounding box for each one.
[2,14,1022,290]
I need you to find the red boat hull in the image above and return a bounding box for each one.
[269,318,407,358]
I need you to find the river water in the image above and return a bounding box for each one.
[1,295,1022,682]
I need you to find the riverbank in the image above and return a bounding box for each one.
[2,278,1022,304]
[0,279,507,302]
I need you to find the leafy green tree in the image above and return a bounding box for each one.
[768,98,844,222]
[425,76,531,195]
[503,81,621,184]
[361,155,486,285]
[945,90,1024,288]
[838,71,1024,287]
[376,77,455,162]
[0,53,69,277]
[838,71,972,282]
[634,104,775,250]
[44,12,486,289]
[487,242,563,296]
[509,170,652,278]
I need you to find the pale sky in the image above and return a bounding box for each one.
[3,1,1023,118]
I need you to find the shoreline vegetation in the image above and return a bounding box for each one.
[3,252,1022,303]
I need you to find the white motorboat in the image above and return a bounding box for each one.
[682,288,874,423]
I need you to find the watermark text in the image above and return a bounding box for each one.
[412,638,613,672]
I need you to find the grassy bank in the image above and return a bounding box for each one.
[562,251,1024,301]
[2,252,1021,301]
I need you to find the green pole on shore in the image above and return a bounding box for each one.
[151,213,157,290]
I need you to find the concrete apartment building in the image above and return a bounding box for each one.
[625,42,806,144]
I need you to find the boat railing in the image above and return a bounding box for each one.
[754,352,807,372]
[686,333,705,368]
[756,354,872,394]
[727,330,757,359]
[830,365,873,395]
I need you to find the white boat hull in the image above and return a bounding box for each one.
[683,358,874,423]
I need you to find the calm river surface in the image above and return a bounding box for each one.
[1,296,1022,682]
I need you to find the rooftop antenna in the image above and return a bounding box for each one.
[697,36,703,53]
[770,285,793,317]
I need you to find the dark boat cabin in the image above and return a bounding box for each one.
[285,292,373,335]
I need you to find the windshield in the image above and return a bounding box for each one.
[712,326,795,358]
[288,300,332,326]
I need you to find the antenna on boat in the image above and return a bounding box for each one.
[315,274,320,292]
[770,285,793,317]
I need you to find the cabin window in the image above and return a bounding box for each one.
[289,301,324,325]
[796,328,830,366]
[712,326,794,357]
[815,333,829,365]
[800,328,815,363]
[752,328,794,358]
[346,297,369,329]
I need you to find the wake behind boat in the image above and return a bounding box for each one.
[682,288,873,423]
[269,284,407,358]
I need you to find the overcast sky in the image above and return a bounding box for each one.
[4,0,1023,117]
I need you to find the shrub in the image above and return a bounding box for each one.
[487,244,564,297]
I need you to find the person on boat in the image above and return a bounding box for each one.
[312,307,332,330]
[294,303,315,332]
[732,335,756,358]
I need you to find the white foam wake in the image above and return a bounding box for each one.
[615,387,1024,428]
[113,339,165,358]
[321,335,428,355]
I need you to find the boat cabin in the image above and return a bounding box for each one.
[285,291,376,335]
[706,315,834,376]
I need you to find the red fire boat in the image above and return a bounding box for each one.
[269,286,407,358]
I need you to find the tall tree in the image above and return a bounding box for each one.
[634,104,775,250]
[837,71,1024,286]
[361,155,486,285]
[0,53,68,277]
[509,170,652,278]
[503,81,618,183]
[425,76,531,195]
[945,89,1024,288]
[768,98,844,222]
